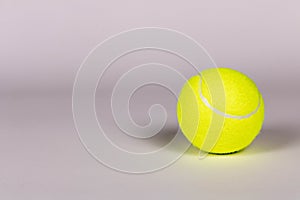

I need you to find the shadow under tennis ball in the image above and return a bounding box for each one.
[150,124,300,156]
[148,124,198,155]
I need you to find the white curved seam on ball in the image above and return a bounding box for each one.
[198,75,261,119]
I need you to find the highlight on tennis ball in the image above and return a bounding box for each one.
[177,68,264,154]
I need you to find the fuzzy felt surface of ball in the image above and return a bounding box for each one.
[177,68,264,154]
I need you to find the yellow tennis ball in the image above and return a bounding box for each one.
[177,68,264,154]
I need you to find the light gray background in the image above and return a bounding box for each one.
[1,0,300,199]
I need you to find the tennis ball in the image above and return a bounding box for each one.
[177,68,264,154]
